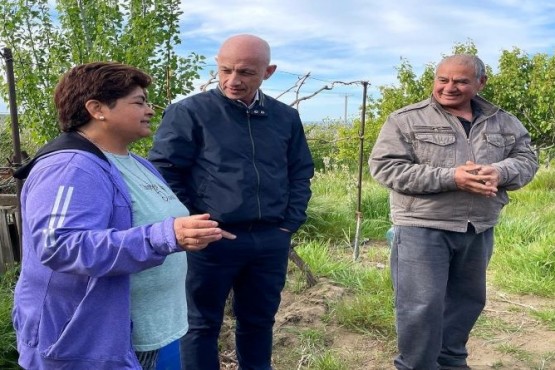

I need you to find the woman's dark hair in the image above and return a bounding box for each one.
[54,62,152,131]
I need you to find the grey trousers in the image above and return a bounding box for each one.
[391,224,493,370]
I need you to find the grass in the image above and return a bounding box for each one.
[531,309,555,330]
[496,344,533,363]
[472,314,521,340]
[494,345,555,370]
[296,165,390,243]
[294,328,348,370]
[490,168,555,296]
[0,264,19,369]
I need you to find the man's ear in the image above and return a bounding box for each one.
[264,64,277,80]
[478,75,488,91]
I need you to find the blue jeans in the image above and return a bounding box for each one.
[391,224,493,370]
[180,224,291,370]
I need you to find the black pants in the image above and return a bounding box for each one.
[180,224,291,370]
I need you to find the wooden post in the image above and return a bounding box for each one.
[0,206,16,273]
[1,47,23,262]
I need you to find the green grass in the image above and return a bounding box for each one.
[491,168,555,296]
[296,166,390,242]
[531,309,555,330]
[294,328,348,370]
[496,343,533,363]
[0,264,19,369]
[310,352,348,370]
[494,344,555,369]
[293,239,395,340]
[472,314,521,339]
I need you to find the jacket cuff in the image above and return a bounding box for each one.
[279,220,301,233]
[491,164,506,186]
[444,168,459,191]
[149,217,180,255]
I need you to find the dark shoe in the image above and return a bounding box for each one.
[439,366,471,370]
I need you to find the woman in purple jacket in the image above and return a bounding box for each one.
[12,62,233,370]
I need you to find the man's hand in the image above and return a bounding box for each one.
[173,213,236,252]
[454,161,499,197]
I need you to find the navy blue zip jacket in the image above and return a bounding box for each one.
[148,88,314,232]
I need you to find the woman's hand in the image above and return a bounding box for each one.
[173,213,236,251]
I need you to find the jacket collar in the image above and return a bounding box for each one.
[429,94,499,119]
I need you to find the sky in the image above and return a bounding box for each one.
[2,0,555,123]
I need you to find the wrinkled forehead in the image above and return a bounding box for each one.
[436,61,476,78]
[217,53,268,71]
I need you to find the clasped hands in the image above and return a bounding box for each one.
[454,161,500,197]
[173,213,236,251]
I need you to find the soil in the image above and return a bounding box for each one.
[218,242,555,370]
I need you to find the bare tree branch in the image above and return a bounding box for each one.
[198,71,370,110]
[293,73,312,109]
[200,70,218,92]
[275,72,310,100]
[290,79,367,107]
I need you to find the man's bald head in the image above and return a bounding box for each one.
[218,34,272,66]
[216,34,276,104]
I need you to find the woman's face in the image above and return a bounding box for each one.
[102,86,155,144]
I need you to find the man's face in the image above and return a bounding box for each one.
[217,52,275,105]
[433,61,486,113]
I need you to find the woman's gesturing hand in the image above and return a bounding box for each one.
[173,213,236,251]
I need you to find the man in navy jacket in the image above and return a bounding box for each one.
[149,34,314,370]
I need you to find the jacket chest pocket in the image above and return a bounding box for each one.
[111,188,132,227]
[484,133,515,163]
[413,132,456,167]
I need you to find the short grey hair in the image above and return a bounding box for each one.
[436,54,486,80]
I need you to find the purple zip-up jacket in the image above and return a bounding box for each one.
[12,132,182,369]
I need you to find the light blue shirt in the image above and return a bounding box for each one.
[106,152,189,351]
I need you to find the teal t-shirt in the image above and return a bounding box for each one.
[106,152,189,351]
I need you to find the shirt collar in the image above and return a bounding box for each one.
[217,86,260,108]
[241,90,260,109]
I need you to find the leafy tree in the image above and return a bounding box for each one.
[372,41,480,127]
[487,48,555,155]
[304,120,342,171]
[0,0,204,155]
[335,105,377,168]
[374,58,433,123]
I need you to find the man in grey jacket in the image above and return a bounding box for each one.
[369,54,538,370]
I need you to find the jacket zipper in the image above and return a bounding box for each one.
[246,111,262,220]
[466,117,482,225]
